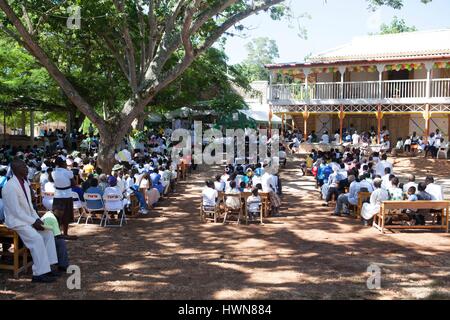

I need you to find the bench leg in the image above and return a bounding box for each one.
[13,236,19,279]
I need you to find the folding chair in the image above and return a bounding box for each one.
[200,199,219,223]
[102,194,127,227]
[244,195,263,225]
[223,194,243,225]
[80,193,105,225]
[72,192,85,221]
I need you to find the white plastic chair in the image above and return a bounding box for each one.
[41,191,54,211]
[81,193,105,225]
[72,192,85,221]
[102,194,127,227]
[437,143,449,159]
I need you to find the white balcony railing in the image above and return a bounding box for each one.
[432,79,450,98]
[270,78,450,101]
[383,79,427,99]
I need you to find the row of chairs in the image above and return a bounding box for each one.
[201,191,272,225]
[40,191,127,227]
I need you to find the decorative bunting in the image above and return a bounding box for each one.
[385,63,423,72]
[434,62,450,69]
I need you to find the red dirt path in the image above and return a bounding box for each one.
[0,156,449,300]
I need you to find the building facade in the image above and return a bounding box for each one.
[266,29,450,143]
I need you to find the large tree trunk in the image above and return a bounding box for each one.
[96,120,130,174]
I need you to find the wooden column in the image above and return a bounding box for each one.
[423,104,431,143]
[302,107,310,140]
[376,105,383,144]
[339,105,345,144]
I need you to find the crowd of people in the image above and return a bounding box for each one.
[0,126,188,283]
[202,160,283,221]
[306,146,444,226]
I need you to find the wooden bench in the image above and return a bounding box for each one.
[374,201,450,234]
[0,225,32,278]
[350,192,371,220]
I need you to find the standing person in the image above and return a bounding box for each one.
[52,157,76,240]
[2,159,59,282]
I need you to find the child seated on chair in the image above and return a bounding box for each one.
[40,211,70,272]
[246,188,262,221]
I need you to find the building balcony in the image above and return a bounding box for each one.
[269,79,450,106]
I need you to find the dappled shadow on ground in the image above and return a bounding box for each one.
[0,156,449,300]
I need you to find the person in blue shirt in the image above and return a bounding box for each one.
[85,178,104,210]
[150,168,164,195]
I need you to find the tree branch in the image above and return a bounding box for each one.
[113,0,138,92]
[0,0,105,127]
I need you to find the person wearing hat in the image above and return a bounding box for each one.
[51,157,76,240]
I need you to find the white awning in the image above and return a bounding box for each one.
[239,107,282,123]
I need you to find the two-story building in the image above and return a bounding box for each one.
[266,29,450,144]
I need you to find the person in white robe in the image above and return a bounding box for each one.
[361,178,389,222]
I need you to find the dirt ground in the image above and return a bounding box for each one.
[0,155,449,300]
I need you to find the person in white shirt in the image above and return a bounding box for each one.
[404,137,412,153]
[321,131,330,144]
[361,178,389,224]
[375,154,393,177]
[381,169,393,191]
[334,130,340,144]
[202,180,218,208]
[352,131,360,145]
[402,174,418,194]
[51,157,75,239]
[214,175,225,192]
[425,133,438,158]
[425,176,444,201]
[359,174,374,193]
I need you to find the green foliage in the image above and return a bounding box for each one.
[378,16,417,34]
[367,0,432,11]
[237,37,280,82]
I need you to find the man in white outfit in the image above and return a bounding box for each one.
[2,160,59,283]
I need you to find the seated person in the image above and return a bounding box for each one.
[41,211,70,271]
[145,180,160,209]
[404,137,412,153]
[361,178,389,225]
[202,180,218,210]
[387,177,403,200]
[85,178,104,210]
[225,181,241,210]
[103,176,127,213]
[246,188,262,221]
[404,186,425,226]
